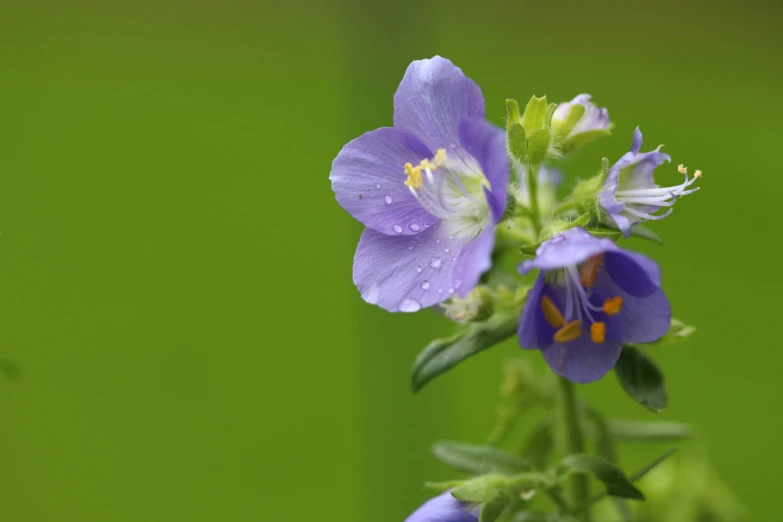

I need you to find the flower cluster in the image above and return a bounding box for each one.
[329,56,702,519]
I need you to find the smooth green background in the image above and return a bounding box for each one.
[0,1,779,520]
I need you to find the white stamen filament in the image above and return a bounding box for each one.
[406,157,487,223]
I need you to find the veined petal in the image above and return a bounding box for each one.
[330,127,436,235]
[618,149,672,192]
[593,269,671,344]
[458,117,508,223]
[518,228,615,275]
[604,250,661,297]
[540,336,623,384]
[405,491,478,522]
[394,56,485,155]
[518,273,557,351]
[353,220,492,312]
[599,127,644,202]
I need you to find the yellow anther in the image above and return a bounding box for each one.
[602,296,623,316]
[404,162,423,189]
[434,148,447,166]
[580,255,603,288]
[678,164,688,174]
[694,169,702,178]
[419,158,438,170]
[541,295,566,328]
[554,320,583,343]
[590,322,606,344]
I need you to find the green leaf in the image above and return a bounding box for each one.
[424,479,465,491]
[480,496,510,522]
[526,128,551,166]
[412,312,518,392]
[507,122,528,164]
[451,474,512,502]
[607,420,692,442]
[556,454,645,500]
[521,419,554,470]
[614,346,668,412]
[629,224,663,244]
[587,409,632,521]
[432,440,533,475]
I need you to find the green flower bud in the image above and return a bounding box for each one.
[441,286,494,323]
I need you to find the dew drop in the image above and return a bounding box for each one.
[415,266,422,273]
[376,184,381,189]
[399,298,421,313]
[420,281,430,290]
[392,224,403,234]
[444,248,450,253]
[429,257,442,268]
[409,223,420,232]
[452,256,456,261]
[455,279,462,289]
[364,283,380,304]
[448,235,454,240]
[407,245,415,251]
[436,239,440,244]
[551,234,566,244]
[438,288,443,294]
[448,287,454,294]
[383,195,392,204]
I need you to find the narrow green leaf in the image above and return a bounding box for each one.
[556,454,645,500]
[607,420,692,442]
[433,440,533,475]
[424,479,465,491]
[521,419,554,470]
[480,496,510,522]
[412,312,518,392]
[614,346,668,412]
[588,409,632,521]
[570,448,679,515]
[629,225,663,244]
[509,512,550,522]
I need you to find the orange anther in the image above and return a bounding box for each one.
[603,296,623,316]
[541,295,566,328]
[590,322,606,344]
[554,320,583,343]
[580,255,603,288]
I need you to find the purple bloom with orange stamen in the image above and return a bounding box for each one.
[598,127,700,236]
[330,57,508,313]
[405,491,478,522]
[518,227,670,384]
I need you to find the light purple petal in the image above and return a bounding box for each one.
[353,221,493,312]
[540,337,623,384]
[599,127,644,203]
[405,491,478,522]
[618,149,672,192]
[593,269,671,344]
[330,127,436,236]
[604,250,661,297]
[393,56,484,155]
[605,212,632,237]
[518,227,614,274]
[553,94,610,137]
[458,117,508,223]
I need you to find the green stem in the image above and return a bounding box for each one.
[553,200,578,216]
[556,376,591,522]
[526,163,542,236]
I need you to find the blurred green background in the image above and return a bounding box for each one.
[0,0,779,520]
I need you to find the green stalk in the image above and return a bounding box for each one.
[556,376,591,522]
[526,163,542,236]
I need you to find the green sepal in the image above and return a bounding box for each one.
[526,128,551,166]
[432,440,533,475]
[521,95,548,135]
[424,479,466,492]
[556,454,645,500]
[411,311,519,392]
[480,496,511,522]
[632,318,695,347]
[614,345,668,412]
[452,472,552,503]
[507,122,528,164]
[561,128,612,155]
[552,103,585,138]
[506,98,521,125]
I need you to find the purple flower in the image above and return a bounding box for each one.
[551,94,611,152]
[598,127,700,236]
[405,491,478,522]
[330,57,508,312]
[518,228,670,384]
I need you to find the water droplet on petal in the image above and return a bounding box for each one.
[364,283,380,304]
[436,239,440,244]
[383,195,392,204]
[550,234,566,244]
[407,245,414,251]
[448,235,454,240]
[429,257,442,268]
[415,266,422,273]
[437,288,443,294]
[452,256,456,261]
[399,298,421,313]
[448,287,454,294]
[376,184,381,189]
[409,223,420,232]
[420,281,430,290]
[455,280,462,289]
[392,224,403,234]
[444,248,450,253]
